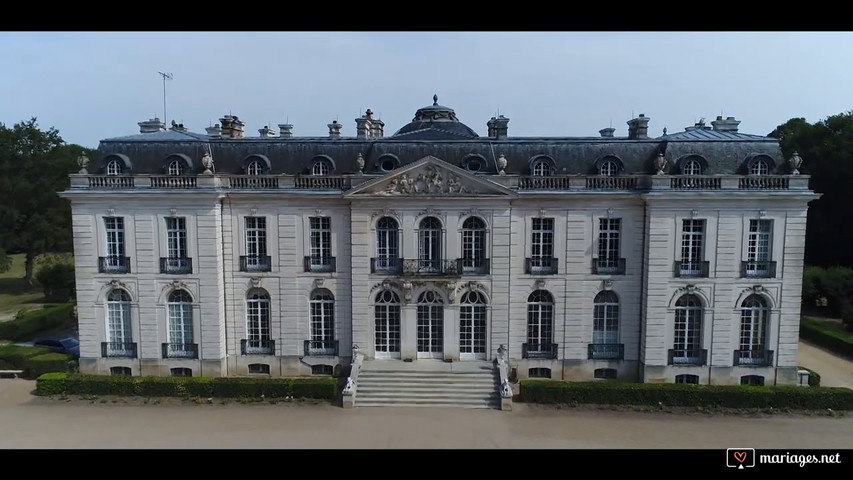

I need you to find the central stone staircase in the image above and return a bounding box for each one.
[355,361,500,409]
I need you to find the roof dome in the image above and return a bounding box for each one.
[392,95,479,139]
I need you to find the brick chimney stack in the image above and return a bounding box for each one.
[138,117,166,133]
[278,123,293,138]
[487,115,509,140]
[711,116,740,133]
[627,114,650,139]
[219,115,245,138]
[328,120,342,139]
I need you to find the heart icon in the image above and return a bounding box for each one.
[734,451,747,463]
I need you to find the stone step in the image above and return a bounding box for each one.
[359,382,496,391]
[358,387,499,397]
[358,377,496,385]
[355,398,500,408]
[359,373,497,381]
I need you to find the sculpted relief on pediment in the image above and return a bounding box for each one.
[379,165,474,195]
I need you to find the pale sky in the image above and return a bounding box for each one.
[2,32,852,148]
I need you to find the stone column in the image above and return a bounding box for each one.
[444,305,459,361]
[401,304,417,361]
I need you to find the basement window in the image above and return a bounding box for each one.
[594,368,617,380]
[675,374,699,384]
[311,365,334,376]
[170,367,192,377]
[740,375,765,386]
[248,363,270,375]
[110,366,132,377]
[528,367,551,379]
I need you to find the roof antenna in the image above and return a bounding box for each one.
[157,71,173,124]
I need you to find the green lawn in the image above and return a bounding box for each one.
[802,315,853,342]
[0,253,72,322]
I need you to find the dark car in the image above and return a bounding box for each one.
[32,338,80,359]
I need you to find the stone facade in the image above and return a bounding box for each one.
[60,100,819,386]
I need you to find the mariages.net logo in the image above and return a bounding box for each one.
[727,448,843,469]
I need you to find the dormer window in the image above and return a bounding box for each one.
[312,160,331,176]
[683,159,702,175]
[167,160,184,176]
[599,160,618,176]
[106,159,123,176]
[247,160,263,176]
[750,159,769,175]
[532,160,552,177]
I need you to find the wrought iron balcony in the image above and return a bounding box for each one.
[304,256,336,273]
[304,339,339,357]
[674,260,710,278]
[733,349,774,366]
[241,338,275,355]
[587,343,624,360]
[668,348,708,366]
[740,261,776,279]
[98,256,131,274]
[160,257,193,274]
[240,255,272,272]
[459,257,490,275]
[525,257,558,275]
[371,257,403,274]
[101,342,137,358]
[522,342,558,359]
[161,343,199,359]
[592,257,626,275]
[401,259,461,276]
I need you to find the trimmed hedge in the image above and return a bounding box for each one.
[799,366,822,387]
[520,380,853,410]
[800,317,853,358]
[0,303,76,342]
[0,344,72,379]
[36,373,337,400]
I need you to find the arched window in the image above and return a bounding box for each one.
[246,160,263,176]
[106,159,123,176]
[738,295,770,365]
[105,289,133,357]
[599,160,618,177]
[526,290,555,358]
[683,159,702,175]
[312,160,330,176]
[309,289,335,355]
[167,159,184,176]
[374,217,400,273]
[245,289,272,354]
[416,290,444,358]
[166,290,194,358]
[374,290,401,357]
[749,159,769,175]
[532,160,551,176]
[461,217,487,273]
[377,155,399,172]
[672,294,703,364]
[459,290,487,358]
[591,291,620,359]
[418,217,443,273]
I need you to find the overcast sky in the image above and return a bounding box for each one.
[2,32,852,148]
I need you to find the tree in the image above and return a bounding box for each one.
[768,112,853,268]
[0,118,92,286]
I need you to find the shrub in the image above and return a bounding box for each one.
[64,374,136,396]
[0,344,52,368]
[0,303,76,342]
[519,380,853,410]
[25,352,72,379]
[799,366,822,387]
[36,372,68,396]
[35,258,76,303]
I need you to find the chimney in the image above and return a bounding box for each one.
[355,109,373,139]
[219,115,245,138]
[169,120,188,132]
[711,115,740,133]
[599,127,616,138]
[205,124,221,138]
[371,117,385,138]
[627,114,650,139]
[328,120,342,139]
[277,123,293,138]
[258,125,276,138]
[487,115,509,140]
[138,117,166,133]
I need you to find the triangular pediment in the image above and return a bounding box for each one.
[344,156,517,197]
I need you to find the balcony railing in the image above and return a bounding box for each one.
[525,257,558,275]
[371,257,403,274]
[241,338,275,355]
[518,176,572,190]
[150,176,197,188]
[522,342,558,359]
[161,343,199,359]
[88,176,135,188]
[98,256,131,274]
[459,257,490,275]
[585,176,638,190]
[733,349,774,366]
[229,176,279,189]
[401,259,462,276]
[304,256,336,273]
[240,255,272,272]
[740,260,777,278]
[668,348,708,366]
[674,260,710,278]
[294,176,351,190]
[304,339,339,357]
[739,176,789,190]
[592,257,626,275]
[587,343,624,360]
[670,176,722,190]
[160,257,193,274]
[101,342,137,358]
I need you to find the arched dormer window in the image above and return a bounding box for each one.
[533,160,552,176]
[102,154,131,175]
[308,155,336,176]
[312,160,330,176]
[247,160,263,176]
[677,155,708,176]
[243,155,271,175]
[167,160,184,176]
[594,155,624,176]
[744,154,775,175]
[107,159,123,175]
[461,154,487,173]
[750,159,768,175]
[377,154,400,172]
[529,155,556,176]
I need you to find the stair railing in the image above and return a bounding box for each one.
[496,344,513,410]
[342,344,363,408]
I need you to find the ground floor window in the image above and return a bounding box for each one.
[528,367,551,378]
[740,375,765,386]
[248,363,270,374]
[311,364,334,376]
[110,366,132,376]
[170,367,192,377]
[594,368,617,379]
[675,374,699,384]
